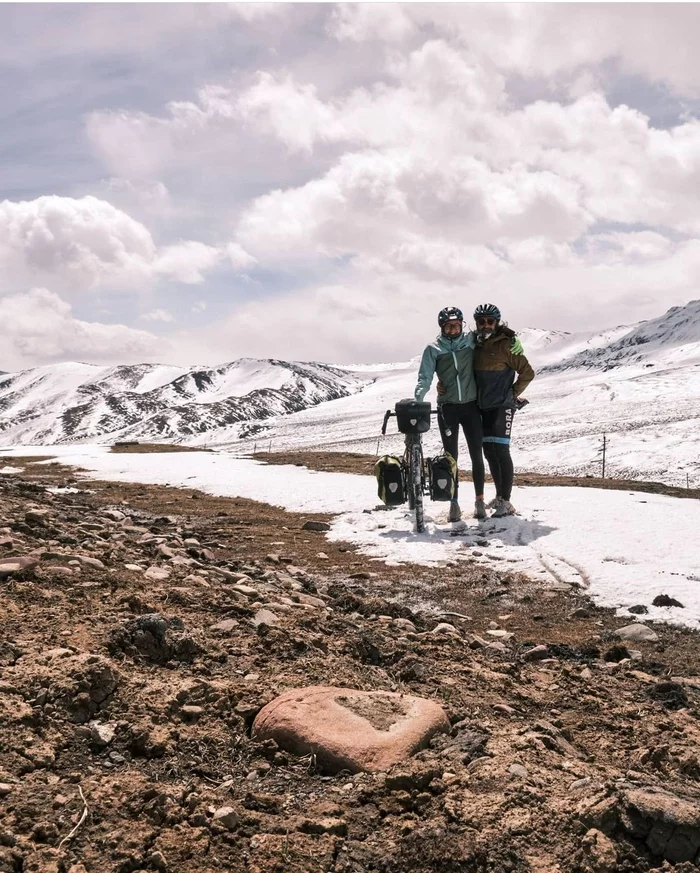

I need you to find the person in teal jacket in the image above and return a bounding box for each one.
[415,306,485,522]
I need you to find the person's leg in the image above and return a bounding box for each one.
[438,404,460,499]
[457,401,485,497]
[481,408,503,497]
[487,408,517,514]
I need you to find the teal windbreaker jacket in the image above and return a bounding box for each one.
[414,331,477,405]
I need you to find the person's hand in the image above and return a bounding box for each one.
[436,380,446,396]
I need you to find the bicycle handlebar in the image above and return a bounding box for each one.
[381,408,439,435]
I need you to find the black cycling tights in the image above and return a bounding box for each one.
[437,401,485,498]
[483,443,514,501]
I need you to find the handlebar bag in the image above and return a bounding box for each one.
[374,455,406,505]
[428,452,457,501]
[395,399,431,434]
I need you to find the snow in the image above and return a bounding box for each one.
[4,444,699,630]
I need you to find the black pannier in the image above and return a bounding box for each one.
[427,453,458,501]
[374,455,406,505]
[395,399,431,435]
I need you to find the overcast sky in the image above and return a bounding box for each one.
[3,2,700,371]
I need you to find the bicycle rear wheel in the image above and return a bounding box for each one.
[409,438,425,533]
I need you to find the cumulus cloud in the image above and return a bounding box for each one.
[140,308,174,323]
[0,288,165,370]
[70,5,700,362]
[0,195,222,291]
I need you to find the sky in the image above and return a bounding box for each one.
[4,2,700,371]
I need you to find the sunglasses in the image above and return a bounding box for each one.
[476,317,497,326]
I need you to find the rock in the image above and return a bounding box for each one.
[570,607,591,619]
[294,592,327,609]
[90,721,117,747]
[71,555,106,570]
[144,566,170,581]
[486,629,514,640]
[156,544,176,559]
[210,618,239,633]
[299,817,347,836]
[25,509,51,526]
[252,609,279,628]
[252,686,450,774]
[604,644,631,663]
[628,604,648,615]
[647,681,689,710]
[614,623,659,643]
[101,509,126,522]
[0,783,13,797]
[431,622,458,635]
[467,634,490,649]
[508,763,528,779]
[212,806,239,831]
[232,583,260,598]
[620,787,700,863]
[581,828,618,872]
[493,704,516,716]
[393,617,417,633]
[652,594,684,608]
[522,645,548,662]
[0,556,40,578]
[181,705,204,721]
[124,564,143,572]
[302,521,331,531]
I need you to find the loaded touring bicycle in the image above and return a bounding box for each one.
[376,399,457,534]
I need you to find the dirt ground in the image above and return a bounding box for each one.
[0,451,698,873]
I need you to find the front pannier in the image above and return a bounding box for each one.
[395,399,431,435]
[428,453,457,501]
[374,455,406,505]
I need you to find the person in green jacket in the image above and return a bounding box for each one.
[415,306,485,523]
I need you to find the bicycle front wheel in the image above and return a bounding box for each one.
[409,438,425,533]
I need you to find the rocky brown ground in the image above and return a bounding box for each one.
[0,451,698,873]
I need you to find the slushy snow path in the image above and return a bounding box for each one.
[3,445,699,630]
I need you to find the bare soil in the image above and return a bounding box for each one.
[0,452,698,873]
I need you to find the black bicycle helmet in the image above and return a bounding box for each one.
[438,306,464,326]
[473,303,501,321]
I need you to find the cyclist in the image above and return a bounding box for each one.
[414,306,486,523]
[473,303,535,517]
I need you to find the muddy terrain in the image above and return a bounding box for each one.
[0,451,698,873]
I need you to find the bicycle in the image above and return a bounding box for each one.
[380,399,438,534]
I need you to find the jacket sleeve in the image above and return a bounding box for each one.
[505,349,535,397]
[415,345,438,401]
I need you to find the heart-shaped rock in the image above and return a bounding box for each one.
[252,686,449,773]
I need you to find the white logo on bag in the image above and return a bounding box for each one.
[437,478,448,489]
[389,483,398,492]
[410,418,417,425]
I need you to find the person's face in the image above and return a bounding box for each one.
[475,316,498,336]
[442,319,463,337]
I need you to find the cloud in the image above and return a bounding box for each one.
[0,195,222,291]
[0,288,165,370]
[140,308,174,323]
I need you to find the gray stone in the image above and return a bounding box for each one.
[144,566,170,581]
[210,618,239,633]
[522,645,548,661]
[90,721,117,747]
[302,521,331,531]
[615,623,659,643]
[212,806,239,831]
[508,763,528,779]
[252,609,279,628]
[432,622,459,635]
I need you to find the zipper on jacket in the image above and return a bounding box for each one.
[451,351,462,401]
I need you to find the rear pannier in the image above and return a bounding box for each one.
[374,455,406,505]
[395,399,431,435]
[428,453,457,501]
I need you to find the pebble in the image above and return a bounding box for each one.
[522,645,548,662]
[212,806,239,831]
[252,608,279,628]
[431,622,458,635]
[210,619,239,633]
[508,763,529,779]
[0,783,13,797]
[144,566,170,581]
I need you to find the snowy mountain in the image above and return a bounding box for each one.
[0,359,367,446]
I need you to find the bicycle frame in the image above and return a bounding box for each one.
[381,406,438,534]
